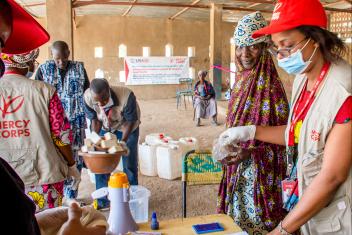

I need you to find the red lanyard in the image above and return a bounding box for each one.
[288,63,330,146]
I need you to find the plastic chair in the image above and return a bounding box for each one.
[182,150,223,218]
[176,78,194,109]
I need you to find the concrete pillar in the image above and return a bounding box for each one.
[46,0,74,59]
[209,3,222,100]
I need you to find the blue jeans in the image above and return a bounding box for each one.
[95,128,139,207]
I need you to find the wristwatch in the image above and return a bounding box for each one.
[278,221,293,235]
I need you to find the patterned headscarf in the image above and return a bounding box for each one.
[232,11,269,47]
[1,49,39,68]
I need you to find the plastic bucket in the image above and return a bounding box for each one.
[129,185,151,223]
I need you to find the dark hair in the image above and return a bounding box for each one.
[0,1,12,33]
[90,78,110,94]
[51,40,69,52]
[296,25,346,63]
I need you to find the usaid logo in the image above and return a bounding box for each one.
[0,95,24,118]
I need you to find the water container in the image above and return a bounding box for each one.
[129,185,151,223]
[179,137,199,156]
[156,143,183,180]
[145,133,173,145]
[139,143,158,176]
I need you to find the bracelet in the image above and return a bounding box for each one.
[278,221,293,235]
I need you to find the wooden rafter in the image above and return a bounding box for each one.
[226,0,274,4]
[223,6,272,13]
[324,0,349,7]
[169,0,202,20]
[123,0,138,16]
[21,2,45,8]
[247,3,262,8]
[324,6,352,12]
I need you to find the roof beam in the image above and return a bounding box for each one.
[169,0,202,20]
[123,0,137,16]
[324,0,350,7]
[223,6,272,13]
[247,3,262,8]
[226,0,274,4]
[324,6,352,12]
[21,2,45,8]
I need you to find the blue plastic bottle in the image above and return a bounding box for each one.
[151,211,159,230]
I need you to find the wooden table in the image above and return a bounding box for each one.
[137,214,242,235]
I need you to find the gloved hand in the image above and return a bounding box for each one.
[218,125,256,147]
[68,163,81,190]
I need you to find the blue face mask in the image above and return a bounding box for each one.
[278,39,318,75]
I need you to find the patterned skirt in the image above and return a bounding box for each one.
[25,181,64,212]
[227,159,269,235]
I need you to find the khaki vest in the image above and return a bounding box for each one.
[0,74,68,186]
[84,86,140,133]
[285,60,352,235]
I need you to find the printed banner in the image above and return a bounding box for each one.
[124,57,189,85]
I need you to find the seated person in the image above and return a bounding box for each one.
[193,70,218,126]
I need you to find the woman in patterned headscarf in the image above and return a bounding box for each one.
[1,49,80,212]
[217,12,289,234]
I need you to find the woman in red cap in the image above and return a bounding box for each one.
[218,0,351,234]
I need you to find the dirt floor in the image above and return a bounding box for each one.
[78,98,228,220]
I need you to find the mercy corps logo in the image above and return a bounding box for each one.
[271,2,282,21]
[0,94,30,138]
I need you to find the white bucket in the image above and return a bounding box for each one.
[156,143,183,180]
[139,143,158,177]
[129,185,151,223]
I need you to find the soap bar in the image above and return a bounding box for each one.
[81,145,94,153]
[101,139,117,148]
[90,132,102,145]
[84,138,93,147]
[108,145,124,154]
[104,132,117,141]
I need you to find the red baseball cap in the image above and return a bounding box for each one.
[3,0,50,54]
[252,0,327,38]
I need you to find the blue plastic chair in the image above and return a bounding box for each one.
[176,78,194,109]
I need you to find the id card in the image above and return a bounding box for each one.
[281,179,296,204]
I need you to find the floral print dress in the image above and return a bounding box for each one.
[218,51,289,234]
[25,92,72,212]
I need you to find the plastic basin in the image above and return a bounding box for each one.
[79,151,126,174]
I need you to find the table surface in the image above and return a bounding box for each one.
[137,214,242,235]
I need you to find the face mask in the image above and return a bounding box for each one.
[0,59,4,78]
[278,39,318,75]
[25,71,34,78]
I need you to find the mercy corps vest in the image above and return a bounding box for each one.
[84,86,140,133]
[0,74,68,186]
[39,61,86,129]
[285,60,351,235]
